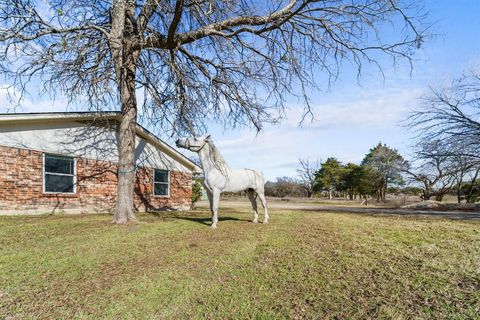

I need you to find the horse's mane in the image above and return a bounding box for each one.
[205,139,230,175]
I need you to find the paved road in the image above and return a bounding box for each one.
[199,200,480,221]
[277,204,480,221]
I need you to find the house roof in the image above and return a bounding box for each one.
[0,111,201,173]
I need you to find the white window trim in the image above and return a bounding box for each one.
[153,168,170,198]
[42,153,77,194]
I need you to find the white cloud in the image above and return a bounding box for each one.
[212,84,425,180]
[282,85,425,129]
[0,84,71,113]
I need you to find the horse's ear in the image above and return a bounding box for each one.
[205,134,212,141]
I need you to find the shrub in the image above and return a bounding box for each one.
[192,178,203,208]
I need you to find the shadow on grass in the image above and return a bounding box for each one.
[171,216,251,226]
[146,211,251,225]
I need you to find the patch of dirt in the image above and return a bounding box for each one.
[402,201,443,210]
[402,201,480,212]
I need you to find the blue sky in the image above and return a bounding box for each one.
[0,0,479,181]
[208,0,480,180]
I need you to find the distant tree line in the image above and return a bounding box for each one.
[313,143,408,201]
[266,143,409,201]
[265,177,308,198]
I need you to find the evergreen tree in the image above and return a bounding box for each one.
[361,143,408,200]
[315,158,344,199]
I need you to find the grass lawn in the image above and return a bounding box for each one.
[1,207,479,319]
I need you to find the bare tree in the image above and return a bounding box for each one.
[297,158,320,198]
[406,141,480,202]
[407,69,480,159]
[405,140,457,201]
[0,0,427,223]
[406,69,480,202]
[450,154,480,203]
[460,168,480,203]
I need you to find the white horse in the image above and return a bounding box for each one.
[176,135,268,228]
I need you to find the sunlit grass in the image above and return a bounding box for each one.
[1,207,479,319]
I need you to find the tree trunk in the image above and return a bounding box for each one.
[114,93,137,223]
[328,189,332,200]
[457,184,462,204]
[113,48,139,223]
[465,168,480,203]
[110,0,139,224]
[422,184,432,200]
[466,184,475,203]
[422,193,432,200]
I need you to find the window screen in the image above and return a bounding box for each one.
[44,154,75,193]
[153,169,169,196]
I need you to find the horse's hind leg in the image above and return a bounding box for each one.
[247,189,258,223]
[257,192,269,224]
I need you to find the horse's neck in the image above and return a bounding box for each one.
[198,144,230,175]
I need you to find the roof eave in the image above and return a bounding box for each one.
[135,126,202,173]
[0,111,122,123]
[0,112,201,173]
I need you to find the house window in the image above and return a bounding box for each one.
[43,154,76,193]
[153,169,169,196]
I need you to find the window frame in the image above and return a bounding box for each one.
[153,168,170,198]
[42,153,77,194]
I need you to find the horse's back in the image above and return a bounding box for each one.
[224,168,264,192]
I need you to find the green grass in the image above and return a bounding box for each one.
[1,207,479,319]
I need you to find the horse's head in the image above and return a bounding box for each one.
[175,135,211,152]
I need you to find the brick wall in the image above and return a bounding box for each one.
[0,145,192,214]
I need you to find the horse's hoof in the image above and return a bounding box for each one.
[253,220,258,224]
[210,224,217,229]
[263,220,269,224]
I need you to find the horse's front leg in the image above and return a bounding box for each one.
[205,188,213,214]
[210,190,220,229]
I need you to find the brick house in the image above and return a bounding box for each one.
[0,112,200,214]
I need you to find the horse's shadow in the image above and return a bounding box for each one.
[171,215,251,226]
[147,211,251,225]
